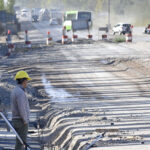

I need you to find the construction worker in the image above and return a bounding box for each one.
[11,71,31,150]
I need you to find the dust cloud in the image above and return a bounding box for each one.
[15,0,150,26]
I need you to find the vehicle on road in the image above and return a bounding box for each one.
[15,11,21,19]
[113,23,132,35]
[63,11,92,32]
[50,9,63,25]
[14,6,21,18]
[21,9,29,17]
[49,18,58,25]
[32,15,38,22]
[144,24,150,34]
[39,9,50,21]
[14,6,20,12]
[31,8,40,22]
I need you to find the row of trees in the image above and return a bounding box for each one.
[15,0,150,15]
[15,0,104,11]
[0,0,15,13]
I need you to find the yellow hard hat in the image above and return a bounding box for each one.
[15,71,31,81]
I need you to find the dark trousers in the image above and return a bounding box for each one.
[12,119,28,150]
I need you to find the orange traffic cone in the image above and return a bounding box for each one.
[72,34,78,43]
[25,30,31,47]
[6,30,14,56]
[62,26,68,44]
[126,32,132,42]
[46,31,53,45]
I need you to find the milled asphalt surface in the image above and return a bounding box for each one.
[1,20,150,150]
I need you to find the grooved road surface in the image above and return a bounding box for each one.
[1,21,150,150]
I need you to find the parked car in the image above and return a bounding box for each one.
[144,24,150,34]
[15,11,21,19]
[113,23,132,35]
[21,9,29,17]
[39,9,50,21]
[49,18,58,25]
[32,15,39,22]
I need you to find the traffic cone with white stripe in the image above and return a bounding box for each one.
[88,29,93,40]
[72,34,78,43]
[102,34,107,40]
[6,30,11,45]
[62,26,68,44]
[88,34,93,39]
[6,30,14,56]
[126,32,132,42]
[25,30,31,48]
[46,31,53,45]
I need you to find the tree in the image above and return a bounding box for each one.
[95,0,104,12]
[6,0,15,14]
[0,0,4,10]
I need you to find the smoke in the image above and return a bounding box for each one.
[41,74,80,103]
[15,0,150,26]
[109,0,150,26]
[94,0,150,27]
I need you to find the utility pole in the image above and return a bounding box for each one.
[108,0,111,32]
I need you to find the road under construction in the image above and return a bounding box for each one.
[1,18,150,150]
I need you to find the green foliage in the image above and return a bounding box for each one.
[113,35,126,43]
[96,0,104,12]
[6,0,15,14]
[0,0,4,10]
